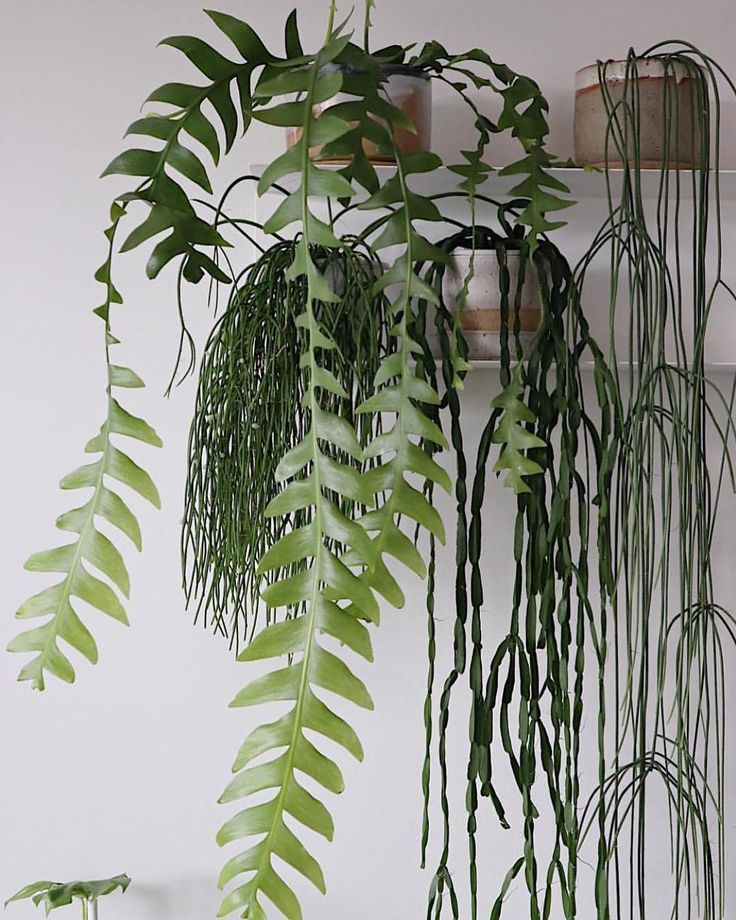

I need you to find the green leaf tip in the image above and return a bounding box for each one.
[492,365,546,493]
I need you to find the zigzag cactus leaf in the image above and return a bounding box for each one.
[491,365,546,493]
[8,212,161,690]
[217,22,450,918]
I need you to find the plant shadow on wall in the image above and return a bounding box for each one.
[6,1,736,917]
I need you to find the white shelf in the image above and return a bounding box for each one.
[250,164,736,202]
[459,360,736,372]
[246,162,736,369]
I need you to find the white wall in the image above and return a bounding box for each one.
[2,2,736,918]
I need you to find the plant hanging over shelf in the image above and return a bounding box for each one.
[182,235,391,646]
[413,45,736,920]
[7,0,575,911]
[413,219,616,919]
[26,6,736,920]
[573,46,736,920]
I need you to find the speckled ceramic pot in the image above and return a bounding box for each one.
[285,63,431,163]
[434,248,540,361]
[574,58,703,169]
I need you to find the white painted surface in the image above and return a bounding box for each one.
[2,2,736,918]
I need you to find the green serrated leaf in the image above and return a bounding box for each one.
[101,149,161,179]
[182,105,221,164]
[110,399,163,447]
[12,243,158,688]
[205,10,273,63]
[125,114,179,142]
[146,82,203,109]
[209,81,239,152]
[160,35,236,81]
[107,445,161,507]
[166,141,213,192]
[110,365,145,388]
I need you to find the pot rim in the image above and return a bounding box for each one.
[380,62,431,79]
[319,60,431,80]
[449,246,523,259]
[575,57,702,91]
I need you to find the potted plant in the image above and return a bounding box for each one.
[567,44,736,919]
[8,3,572,915]
[574,50,705,168]
[18,8,734,920]
[429,220,541,362]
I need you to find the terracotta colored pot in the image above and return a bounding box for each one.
[574,58,704,169]
[285,63,432,163]
[434,248,540,361]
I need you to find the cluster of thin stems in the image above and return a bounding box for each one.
[419,48,736,920]
[178,45,736,920]
[182,237,389,646]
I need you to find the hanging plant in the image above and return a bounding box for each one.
[573,46,736,920]
[7,3,582,919]
[413,220,615,918]
[413,43,736,920]
[19,10,736,920]
[182,235,390,645]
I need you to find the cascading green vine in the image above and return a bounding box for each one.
[577,46,736,920]
[214,20,456,917]
[414,42,736,920]
[100,9,283,283]
[105,10,573,912]
[16,6,713,920]
[415,231,615,920]
[405,44,578,918]
[8,8,285,687]
[213,29,386,916]
[8,207,162,689]
[182,236,390,644]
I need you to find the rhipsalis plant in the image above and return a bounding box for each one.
[575,47,736,920]
[183,236,390,645]
[416,43,736,920]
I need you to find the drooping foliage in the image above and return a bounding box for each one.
[211,21,454,916]
[417,46,736,920]
[8,209,161,689]
[8,4,736,917]
[183,237,390,645]
[578,48,736,920]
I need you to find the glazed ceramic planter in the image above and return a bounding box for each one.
[285,63,432,163]
[435,248,540,361]
[574,58,703,169]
